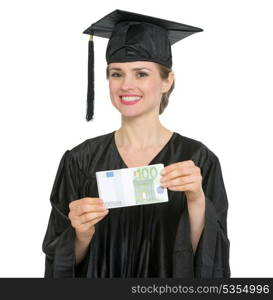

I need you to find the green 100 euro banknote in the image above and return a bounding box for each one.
[95,164,168,209]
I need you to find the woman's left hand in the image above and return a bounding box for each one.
[160,160,205,202]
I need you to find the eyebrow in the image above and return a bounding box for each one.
[109,67,152,72]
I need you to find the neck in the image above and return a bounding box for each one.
[115,112,172,150]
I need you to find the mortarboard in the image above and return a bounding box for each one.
[83,9,203,121]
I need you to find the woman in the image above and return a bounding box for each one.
[42,10,230,278]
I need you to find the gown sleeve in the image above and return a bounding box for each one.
[193,147,231,278]
[42,150,89,278]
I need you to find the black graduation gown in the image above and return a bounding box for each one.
[42,131,230,278]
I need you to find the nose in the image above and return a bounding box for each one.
[120,74,135,91]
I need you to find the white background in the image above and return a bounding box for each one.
[0,0,272,277]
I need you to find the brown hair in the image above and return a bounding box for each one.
[106,63,175,115]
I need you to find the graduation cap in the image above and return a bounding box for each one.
[83,9,203,121]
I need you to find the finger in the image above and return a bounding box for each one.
[69,199,79,210]
[161,161,195,176]
[77,215,106,231]
[82,197,103,205]
[168,183,195,192]
[90,215,108,226]
[81,213,109,227]
[76,204,107,216]
[69,197,103,211]
[70,210,108,228]
[162,175,196,187]
[161,166,195,183]
[79,210,109,224]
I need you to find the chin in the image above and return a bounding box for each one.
[121,108,158,119]
[112,101,158,118]
[119,111,142,118]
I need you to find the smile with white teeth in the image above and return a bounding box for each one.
[121,96,142,102]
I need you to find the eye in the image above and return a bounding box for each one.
[137,72,148,78]
[110,72,121,77]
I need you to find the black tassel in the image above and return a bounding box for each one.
[86,34,94,121]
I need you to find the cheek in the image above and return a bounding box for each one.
[143,79,162,97]
[146,76,161,88]
[108,81,120,108]
[109,80,118,98]
[109,80,116,91]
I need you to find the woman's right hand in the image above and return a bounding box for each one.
[68,197,109,241]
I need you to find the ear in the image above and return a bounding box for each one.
[161,72,175,93]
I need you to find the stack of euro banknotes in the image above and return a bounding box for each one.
[96,164,168,209]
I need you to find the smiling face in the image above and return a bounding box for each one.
[107,61,173,118]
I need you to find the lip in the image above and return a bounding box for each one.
[119,95,142,106]
[120,94,142,97]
